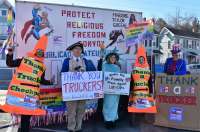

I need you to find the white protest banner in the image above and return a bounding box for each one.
[104,72,130,95]
[16,1,142,86]
[61,71,103,101]
[0,90,7,105]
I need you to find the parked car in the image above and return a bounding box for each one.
[186,64,200,74]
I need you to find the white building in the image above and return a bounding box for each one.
[0,0,13,67]
[159,27,200,64]
[145,31,161,64]
[0,0,13,42]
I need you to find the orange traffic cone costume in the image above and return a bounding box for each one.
[128,44,157,113]
[0,35,48,115]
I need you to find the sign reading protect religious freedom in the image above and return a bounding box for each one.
[16,1,142,87]
[104,72,130,95]
[61,71,103,101]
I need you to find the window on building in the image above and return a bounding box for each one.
[183,39,186,48]
[197,42,200,49]
[149,40,152,47]
[194,41,197,50]
[156,37,159,48]
[1,10,7,16]
[176,38,180,44]
[145,40,148,47]
[0,24,8,35]
[153,42,156,47]
[189,44,192,49]
[0,42,5,60]
[186,40,189,48]
[168,41,171,49]
[192,40,194,49]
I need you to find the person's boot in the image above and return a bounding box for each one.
[111,121,116,129]
[17,128,21,132]
[104,121,113,129]
[68,130,74,132]
[76,129,83,132]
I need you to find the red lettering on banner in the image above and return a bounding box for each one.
[67,11,72,17]
[130,22,149,27]
[69,83,74,92]
[67,22,71,28]
[63,81,103,93]
[82,41,104,47]
[157,95,196,105]
[61,10,66,16]
[64,83,69,92]
[72,22,76,28]
[74,83,79,92]
[88,82,92,91]
[61,10,95,19]
[97,80,103,90]
[92,81,96,90]
[67,21,104,29]
[83,82,88,91]
[72,32,106,38]
[72,32,76,38]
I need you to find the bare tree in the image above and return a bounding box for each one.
[167,8,199,32]
[192,17,200,32]
[154,18,168,31]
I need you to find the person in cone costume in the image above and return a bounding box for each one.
[1,34,53,132]
[128,44,157,125]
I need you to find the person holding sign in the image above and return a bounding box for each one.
[164,44,186,75]
[98,44,121,129]
[61,41,96,132]
[3,35,53,132]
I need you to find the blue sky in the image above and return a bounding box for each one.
[8,0,200,19]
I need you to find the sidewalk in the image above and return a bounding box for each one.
[0,113,18,132]
[0,113,12,128]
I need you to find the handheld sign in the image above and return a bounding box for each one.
[104,72,130,95]
[61,71,103,101]
[155,74,200,131]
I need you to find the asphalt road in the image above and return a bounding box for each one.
[30,121,194,132]
[0,113,196,132]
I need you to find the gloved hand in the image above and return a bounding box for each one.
[7,48,14,55]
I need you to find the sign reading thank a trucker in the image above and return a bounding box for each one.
[155,74,200,131]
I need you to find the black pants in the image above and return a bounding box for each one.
[18,115,31,132]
